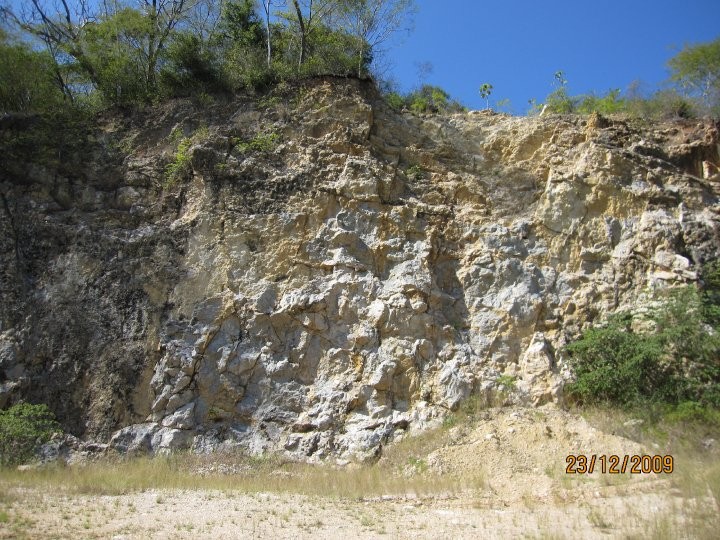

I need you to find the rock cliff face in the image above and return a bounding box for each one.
[1,78,719,460]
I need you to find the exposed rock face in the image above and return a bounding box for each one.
[1,78,719,460]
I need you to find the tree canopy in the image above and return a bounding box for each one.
[0,0,416,112]
[668,37,720,112]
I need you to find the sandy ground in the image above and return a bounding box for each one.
[0,486,685,540]
[1,405,715,539]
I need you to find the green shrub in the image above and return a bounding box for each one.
[543,71,576,114]
[566,273,720,408]
[626,89,696,119]
[0,403,60,466]
[700,259,720,326]
[164,136,194,186]
[234,130,279,153]
[533,70,698,119]
[664,401,720,426]
[409,95,430,114]
[159,32,228,98]
[382,85,463,115]
[224,47,277,92]
[566,314,666,404]
[576,89,627,115]
[544,87,576,114]
[385,92,405,110]
[654,287,720,404]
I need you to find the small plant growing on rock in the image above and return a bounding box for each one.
[258,94,282,110]
[0,402,60,466]
[234,130,280,153]
[168,125,185,144]
[406,164,425,180]
[164,136,193,186]
[527,97,543,115]
[495,97,511,113]
[496,374,517,391]
[193,91,214,108]
[164,125,210,186]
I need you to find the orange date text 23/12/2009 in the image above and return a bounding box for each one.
[565,454,674,474]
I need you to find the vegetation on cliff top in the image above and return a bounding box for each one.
[1,2,718,119]
[0,0,415,112]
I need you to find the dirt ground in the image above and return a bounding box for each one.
[1,405,716,539]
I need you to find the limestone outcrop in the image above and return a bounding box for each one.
[1,78,719,460]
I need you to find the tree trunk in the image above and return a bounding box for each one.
[291,0,306,66]
[265,1,272,67]
[357,44,364,77]
[147,0,159,94]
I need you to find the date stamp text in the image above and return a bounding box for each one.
[566,454,673,474]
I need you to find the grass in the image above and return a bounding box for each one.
[0,423,481,500]
[1,402,718,538]
[578,403,720,538]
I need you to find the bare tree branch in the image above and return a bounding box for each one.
[336,0,415,76]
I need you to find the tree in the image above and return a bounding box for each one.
[0,0,100,101]
[479,82,492,110]
[136,0,198,93]
[1,1,205,102]
[282,0,337,67]
[0,28,67,112]
[80,8,156,104]
[668,37,720,111]
[414,60,433,85]
[219,0,263,49]
[184,0,225,43]
[290,0,306,65]
[336,0,416,76]
[159,30,227,96]
[258,0,274,67]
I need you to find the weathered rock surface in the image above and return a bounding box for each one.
[1,78,719,460]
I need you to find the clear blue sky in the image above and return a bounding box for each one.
[383,0,720,114]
